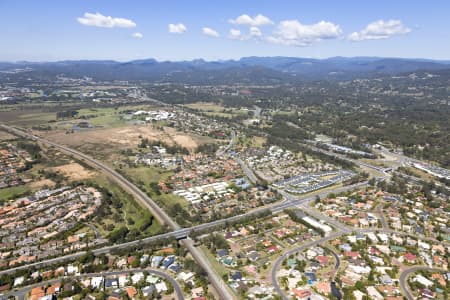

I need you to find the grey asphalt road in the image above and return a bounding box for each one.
[375,204,389,230]
[215,130,235,157]
[83,222,101,239]
[0,180,369,278]
[271,232,346,300]
[3,268,184,300]
[235,157,259,184]
[0,124,236,300]
[399,266,446,300]
[324,246,341,280]
[270,223,450,300]
[4,124,449,300]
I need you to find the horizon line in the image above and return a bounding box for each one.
[1,55,450,64]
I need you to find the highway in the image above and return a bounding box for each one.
[0,124,178,230]
[0,178,369,277]
[300,140,391,176]
[395,171,450,192]
[399,266,446,300]
[0,124,237,300]
[0,123,370,299]
[5,123,446,300]
[2,268,184,300]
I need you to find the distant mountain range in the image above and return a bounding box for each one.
[1,56,450,83]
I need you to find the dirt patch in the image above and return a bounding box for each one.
[44,125,166,148]
[0,131,15,141]
[173,134,197,150]
[184,102,225,112]
[164,127,198,150]
[52,163,95,181]
[44,125,202,151]
[29,179,56,189]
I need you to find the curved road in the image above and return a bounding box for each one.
[270,223,450,300]
[324,246,341,280]
[216,130,235,157]
[5,124,447,300]
[16,126,178,229]
[0,180,369,277]
[0,124,236,300]
[83,222,101,240]
[271,232,345,300]
[3,268,184,300]
[399,266,446,300]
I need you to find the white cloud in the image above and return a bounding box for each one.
[348,19,411,41]
[228,27,263,41]
[228,28,245,40]
[132,32,143,39]
[77,12,136,28]
[202,27,220,38]
[249,26,262,37]
[229,14,273,26]
[267,20,341,46]
[168,23,187,34]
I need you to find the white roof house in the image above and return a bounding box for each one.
[131,272,144,284]
[155,282,168,293]
[91,277,103,289]
[13,276,24,287]
[66,265,79,275]
[413,274,434,288]
[366,286,383,300]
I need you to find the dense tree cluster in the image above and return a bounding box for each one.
[139,138,189,155]
[56,110,78,119]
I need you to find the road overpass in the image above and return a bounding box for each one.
[0,125,370,277]
[301,141,391,175]
[0,124,374,298]
[0,124,237,300]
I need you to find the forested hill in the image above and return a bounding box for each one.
[1,56,450,83]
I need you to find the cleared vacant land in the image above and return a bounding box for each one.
[185,102,249,118]
[0,132,162,239]
[51,162,96,181]
[43,124,212,154]
[0,131,16,141]
[122,166,188,209]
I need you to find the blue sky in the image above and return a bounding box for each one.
[1,0,449,61]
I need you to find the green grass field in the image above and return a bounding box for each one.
[185,102,249,119]
[0,160,162,239]
[87,174,163,238]
[237,135,267,148]
[200,245,230,277]
[157,193,188,209]
[123,165,173,183]
[121,166,188,209]
[0,185,31,204]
